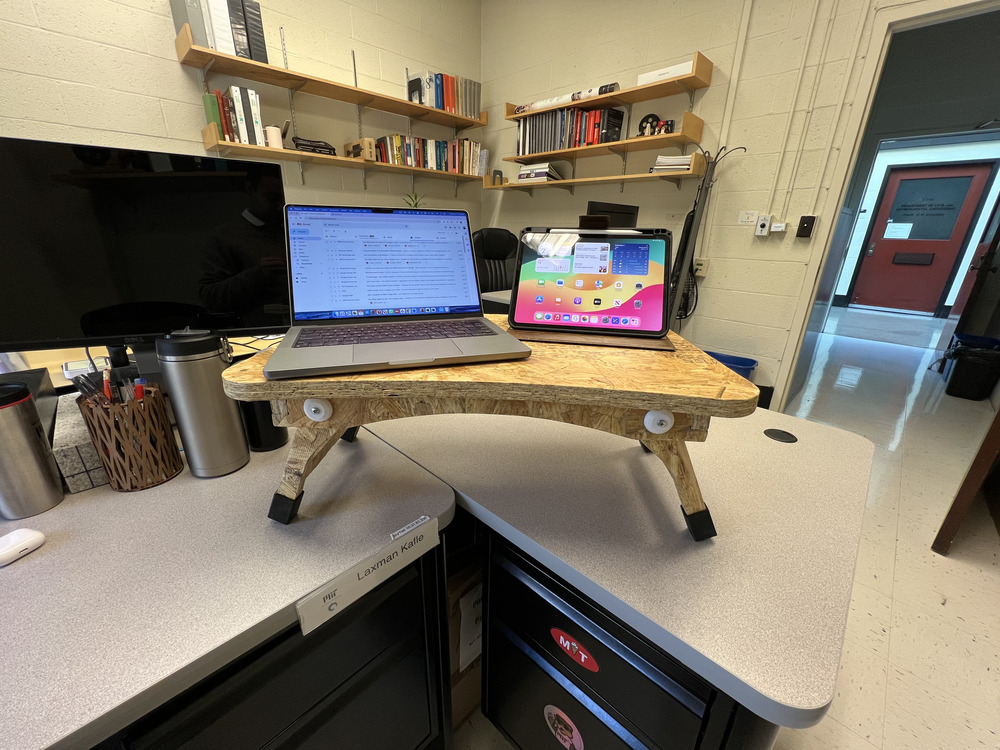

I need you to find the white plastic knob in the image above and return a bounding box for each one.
[303,398,333,422]
[643,409,675,434]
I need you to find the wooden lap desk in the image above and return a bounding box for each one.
[222,316,759,539]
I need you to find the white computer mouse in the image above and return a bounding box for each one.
[0,528,45,566]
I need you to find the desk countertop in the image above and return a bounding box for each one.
[2,408,872,747]
[0,437,455,750]
[367,410,874,729]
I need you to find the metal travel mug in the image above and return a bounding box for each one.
[156,330,249,478]
[0,382,64,519]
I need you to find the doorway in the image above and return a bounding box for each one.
[849,162,993,314]
[785,8,1000,409]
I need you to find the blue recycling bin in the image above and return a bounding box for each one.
[705,351,757,380]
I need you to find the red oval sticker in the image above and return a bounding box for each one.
[550,628,599,672]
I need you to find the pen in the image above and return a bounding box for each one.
[103,369,114,403]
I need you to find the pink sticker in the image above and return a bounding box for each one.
[544,705,584,750]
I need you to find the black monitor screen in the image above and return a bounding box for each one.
[0,136,288,354]
[585,201,639,228]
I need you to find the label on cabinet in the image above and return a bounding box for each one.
[296,516,439,635]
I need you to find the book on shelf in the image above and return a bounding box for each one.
[226,0,251,58]
[228,85,251,143]
[373,134,485,175]
[649,154,693,173]
[173,0,269,61]
[242,0,268,63]
[214,88,234,141]
[401,68,480,117]
[246,88,265,144]
[204,0,236,56]
[169,0,210,48]
[516,106,626,155]
[406,71,423,104]
[518,162,562,182]
[202,91,224,138]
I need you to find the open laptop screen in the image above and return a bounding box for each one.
[285,205,482,322]
[509,228,671,337]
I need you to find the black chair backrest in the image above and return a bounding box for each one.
[471,227,518,292]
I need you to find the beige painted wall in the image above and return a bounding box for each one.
[479,0,996,404]
[0,0,484,221]
[3,0,995,404]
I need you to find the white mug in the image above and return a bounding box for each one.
[264,126,283,149]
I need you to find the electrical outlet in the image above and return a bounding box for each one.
[738,211,758,226]
[755,214,772,237]
[693,258,709,277]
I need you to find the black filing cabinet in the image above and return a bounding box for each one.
[483,534,779,750]
[97,548,449,750]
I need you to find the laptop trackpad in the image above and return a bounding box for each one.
[355,339,462,365]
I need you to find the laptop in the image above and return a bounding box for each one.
[508,227,672,339]
[263,205,531,380]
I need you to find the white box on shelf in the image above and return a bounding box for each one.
[637,61,694,86]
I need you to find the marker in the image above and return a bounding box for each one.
[134,378,146,401]
[103,370,113,403]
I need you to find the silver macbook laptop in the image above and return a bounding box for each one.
[263,205,531,380]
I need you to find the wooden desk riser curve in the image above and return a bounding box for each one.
[222,319,758,539]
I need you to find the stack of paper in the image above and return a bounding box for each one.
[517,162,563,183]
[649,154,692,173]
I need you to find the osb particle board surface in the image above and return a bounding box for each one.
[222,317,758,418]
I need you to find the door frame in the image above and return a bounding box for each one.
[775,0,1000,410]
[841,160,997,316]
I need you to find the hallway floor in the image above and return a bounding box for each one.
[777,332,999,749]
[456,331,1000,749]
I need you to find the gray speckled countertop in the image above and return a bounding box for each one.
[0,434,455,750]
[367,410,874,729]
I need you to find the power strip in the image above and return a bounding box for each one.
[62,356,110,380]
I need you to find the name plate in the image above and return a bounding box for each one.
[296,516,439,635]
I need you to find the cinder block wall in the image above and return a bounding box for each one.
[0,0,484,221]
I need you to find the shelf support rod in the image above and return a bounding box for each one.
[280,27,304,185]
[353,50,367,191]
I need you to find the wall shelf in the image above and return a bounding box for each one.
[503,111,704,165]
[484,152,706,192]
[504,53,712,122]
[200,124,483,182]
[175,24,487,131]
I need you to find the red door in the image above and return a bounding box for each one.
[851,163,992,313]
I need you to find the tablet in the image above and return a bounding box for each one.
[508,227,671,337]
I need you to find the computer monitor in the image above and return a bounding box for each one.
[584,201,639,229]
[0,136,288,368]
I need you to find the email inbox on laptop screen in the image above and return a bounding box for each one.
[286,206,482,321]
[512,232,668,334]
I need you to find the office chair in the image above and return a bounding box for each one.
[472,228,518,313]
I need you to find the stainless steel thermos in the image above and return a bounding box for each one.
[156,330,249,478]
[0,382,64,519]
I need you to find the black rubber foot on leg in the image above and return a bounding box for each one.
[269,491,304,524]
[340,426,361,442]
[682,505,717,541]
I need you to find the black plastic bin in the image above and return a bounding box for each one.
[943,334,1000,400]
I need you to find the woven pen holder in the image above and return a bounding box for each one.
[77,387,183,492]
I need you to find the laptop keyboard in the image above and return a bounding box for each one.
[293,318,497,348]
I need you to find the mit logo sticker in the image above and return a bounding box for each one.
[550,628,599,672]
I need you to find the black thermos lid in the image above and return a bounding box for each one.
[155,329,224,359]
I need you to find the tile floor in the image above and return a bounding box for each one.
[456,317,1000,749]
